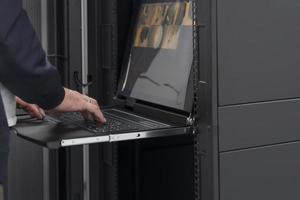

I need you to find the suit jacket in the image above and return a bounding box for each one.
[0,0,65,183]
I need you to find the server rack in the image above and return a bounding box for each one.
[9,0,300,200]
[217,0,300,199]
[95,1,197,200]
[90,0,300,199]
[197,0,300,200]
[41,0,197,199]
[101,1,198,199]
[11,0,201,200]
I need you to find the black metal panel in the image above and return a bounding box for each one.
[218,0,300,105]
[63,146,84,200]
[87,0,103,102]
[196,0,220,199]
[118,135,194,200]
[68,0,83,90]
[139,143,194,200]
[118,141,136,200]
[99,143,119,200]
[219,99,300,152]
[220,142,300,200]
[47,0,68,84]
[98,0,119,106]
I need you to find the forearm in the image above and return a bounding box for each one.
[0,9,64,109]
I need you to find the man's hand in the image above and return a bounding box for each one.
[52,88,106,123]
[16,97,45,119]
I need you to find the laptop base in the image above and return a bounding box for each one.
[13,108,192,149]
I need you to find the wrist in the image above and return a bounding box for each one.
[52,88,85,112]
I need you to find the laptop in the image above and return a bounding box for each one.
[14,0,195,148]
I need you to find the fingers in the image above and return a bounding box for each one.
[16,97,45,119]
[84,103,106,123]
[82,95,105,123]
[26,104,45,119]
[38,107,46,118]
[81,110,94,122]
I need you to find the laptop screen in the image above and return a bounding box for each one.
[119,0,194,112]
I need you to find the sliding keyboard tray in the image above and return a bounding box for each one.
[13,115,192,149]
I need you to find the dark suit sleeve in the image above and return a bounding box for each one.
[0,0,65,110]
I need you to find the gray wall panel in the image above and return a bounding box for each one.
[219,99,300,151]
[220,142,300,200]
[8,134,44,200]
[218,0,300,105]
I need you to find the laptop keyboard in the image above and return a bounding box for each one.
[85,117,139,133]
[52,112,139,133]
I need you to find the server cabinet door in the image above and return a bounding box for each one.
[220,142,300,200]
[219,99,300,151]
[218,0,300,105]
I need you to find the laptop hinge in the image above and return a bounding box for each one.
[186,114,195,126]
[125,97,136,108]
